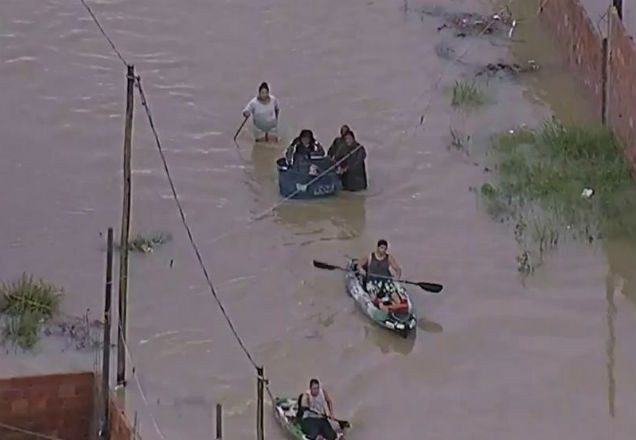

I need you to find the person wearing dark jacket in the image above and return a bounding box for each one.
[285,129,325,173]
[327,124,351,159]
[329,130,367,191]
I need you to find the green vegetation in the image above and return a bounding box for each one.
[451,80,486,108]
[1,274,63,350]
[449,127,471,154]
[481,119,636,275]
[117,232,172,253]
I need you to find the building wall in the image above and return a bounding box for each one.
[608,8,636,164]
[0,372,136,440]
[539,0,636,164]
[0,372,95,440]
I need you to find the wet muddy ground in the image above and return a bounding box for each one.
[1,0,635,439]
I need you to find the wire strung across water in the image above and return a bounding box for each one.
[77,1,504,436]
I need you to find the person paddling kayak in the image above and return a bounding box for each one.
[297,378,337,440]
[242,82,280,142]
[357,239,403,310]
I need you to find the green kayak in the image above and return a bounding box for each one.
[273,396,348,440]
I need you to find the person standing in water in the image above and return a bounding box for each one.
[242,82,280,142]
[327,124,351,158]
[329,130,367,191]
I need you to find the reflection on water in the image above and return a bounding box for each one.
[605,240,636,306]
[605,274,617,418]
[274,195,366,243]
[417,318,444,334]
[363,324,415,355]
[246,142,282,199]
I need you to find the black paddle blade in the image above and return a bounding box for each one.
[313,260,341,271]
[337,420,351,429]
[416,282,443,293]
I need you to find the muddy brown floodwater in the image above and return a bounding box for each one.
[1,0,635,439]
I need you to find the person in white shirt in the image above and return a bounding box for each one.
[242,82,280,142]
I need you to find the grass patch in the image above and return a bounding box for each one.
[481,119,636,275]
[451,80,486,108]
[116,232,172,253]
[1,274,63,350]
[448,127,471,154]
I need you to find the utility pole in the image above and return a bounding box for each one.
[117,64,135,386]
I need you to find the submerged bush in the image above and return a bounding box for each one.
[481,119,636,274]
[1,274,63,349]
[451,80,486,108]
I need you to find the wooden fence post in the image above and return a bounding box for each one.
[117,64,135,386]
[216,404,223,439]
[100,228,114,440]
[256,367,264,440]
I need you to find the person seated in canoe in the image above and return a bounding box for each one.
[285,129,326,176]
[297,378,338,440]
[242,81,280,143]
[328,129,367,192]
[357,239,403,311]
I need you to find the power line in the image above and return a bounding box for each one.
[115,320,169,440]
[79,0,128,67]
[135,75,261,371]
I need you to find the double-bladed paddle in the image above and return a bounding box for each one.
[312,260,443,293]
[305,408,350,429]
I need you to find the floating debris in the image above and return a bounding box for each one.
[116,232,173,253]
[581,188,594,199]
[437,11,515,38]
[43,312,103,352]
[475,60,540,78]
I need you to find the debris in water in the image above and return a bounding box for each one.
[581,188,594,198]
[474,60,539,78]
[508,19,517,38]
[437,11,516,38]
[116,232,173,253]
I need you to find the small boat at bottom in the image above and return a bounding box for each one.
[273,396,348,440]
[276,157,342,199]
[344,260,417,338]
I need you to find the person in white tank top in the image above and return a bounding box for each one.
[299,378,337,440]
[242,82,280,143]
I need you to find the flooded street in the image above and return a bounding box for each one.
[1,0,635,439]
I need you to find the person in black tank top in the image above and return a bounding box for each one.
[356,239,402,310]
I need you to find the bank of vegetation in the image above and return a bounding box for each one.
[479,119,636,276]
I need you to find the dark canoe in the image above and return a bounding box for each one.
[276,157,342,199]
